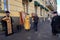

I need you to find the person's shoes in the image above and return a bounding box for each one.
[25,29,30,32]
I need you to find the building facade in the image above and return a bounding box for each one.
[46,0,57,17]
[0,0,57,30]
[0,0,57,19]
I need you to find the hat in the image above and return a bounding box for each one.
[5,11,10,13]
[53,11,57,14]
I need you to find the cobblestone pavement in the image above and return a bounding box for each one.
[0,20,60,40]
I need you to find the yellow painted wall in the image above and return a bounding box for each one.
[9,0,24,17]
[0,0,24,17]
[0,0,55,18]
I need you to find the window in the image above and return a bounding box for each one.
[0,0,1,10]
[42,0,44,1]
[4,0,7,11]
[55,0,57,4]
[45,1,47,4]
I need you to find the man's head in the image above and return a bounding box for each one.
[52,11,58,16]
[5,11,10,17]
[34,14,38,16]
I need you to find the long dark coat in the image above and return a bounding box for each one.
[51,15,60,33]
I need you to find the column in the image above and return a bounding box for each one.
[40,8,42,16]
[43,10,46,21]
[26,1,29,14]
[35,6,37,15]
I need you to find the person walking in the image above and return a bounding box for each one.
[33,14,39,31]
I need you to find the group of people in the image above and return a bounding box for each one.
[19,13,39,32]
[1,11,60,36]
[0,11,39,36]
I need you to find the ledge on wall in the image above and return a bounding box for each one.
[0,10,5,13]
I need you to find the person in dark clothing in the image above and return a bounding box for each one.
[1,16,7,31]
[51,11,60,35]
[33,14,39,31]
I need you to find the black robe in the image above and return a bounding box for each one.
[51,16,60,33]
